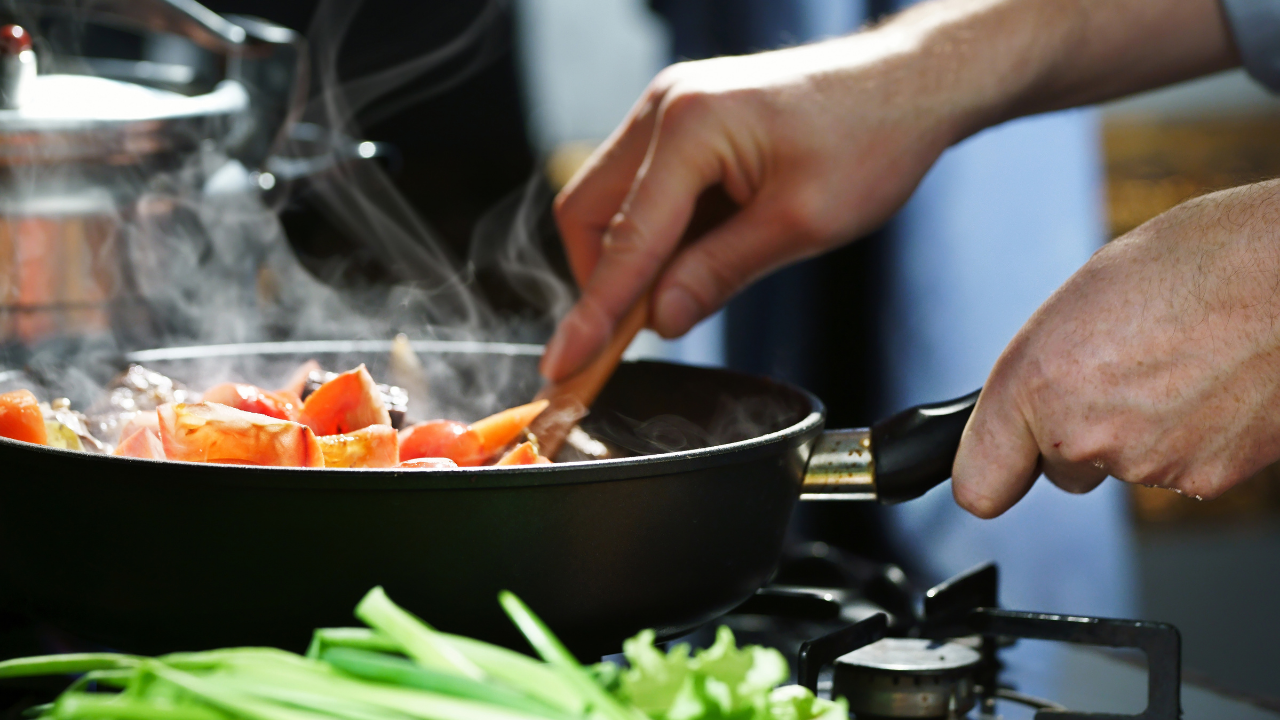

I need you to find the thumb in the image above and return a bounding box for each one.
[951,387,1041,518]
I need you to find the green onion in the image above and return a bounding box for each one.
[208,662,562,720]
[0,654,143,678]
[438,634,586,715]
[355,588,486,682]
[305,629,400,660]
[320,648,567,719]
[497,592,640,720]
[50,693,226,720]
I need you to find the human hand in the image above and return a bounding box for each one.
[540,29,978,381]
[953,180,1280,517]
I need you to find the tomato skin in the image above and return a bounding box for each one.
[159,402,324,467]
[202,383,301,421]
[317,424,399,468]
[114,427,165,460]
[0,389,46,445]
[398,420,484,466]
[399,457,458,469]
[297,365,390,436]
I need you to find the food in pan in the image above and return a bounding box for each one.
[0,587,846,720]
[0,360,553,469]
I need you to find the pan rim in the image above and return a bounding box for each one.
[0,340,827,490]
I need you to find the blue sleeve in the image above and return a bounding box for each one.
[1221,0,1280,91]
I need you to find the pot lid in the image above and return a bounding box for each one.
[0,74,247,130]
[0,68,249,164]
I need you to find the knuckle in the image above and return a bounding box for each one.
[659,88,713,130]
[651,64,684,94]
[776,190,829,244]
[603,214,663,267]
[681,247,741,306]
[1168,462,1245,501]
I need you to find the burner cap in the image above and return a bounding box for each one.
[833,638,980,719]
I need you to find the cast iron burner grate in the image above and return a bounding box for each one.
[724,557,1180,720]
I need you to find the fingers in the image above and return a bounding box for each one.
[951,388,1043,519]
[542,108,723,381]
[554,89,662,289]
[1041,456,1109,495]
[954,379,1111,517]
[649,192,822,337]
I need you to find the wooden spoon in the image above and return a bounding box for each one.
[529,295,650,458]
[529,185,739,458]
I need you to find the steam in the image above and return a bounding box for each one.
[0,0,793,452]
[0,0,581,423]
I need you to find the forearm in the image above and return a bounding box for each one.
[853,0,1239,142]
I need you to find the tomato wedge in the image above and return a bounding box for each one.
[118,410,160,443]
[202,383,301,422]
[494,441,550,466]
[0,389,46,446]
[469,399,550,460]
[317,425,399,468]
[115,427,165,460]
[159,402,324,467]
[399,457,458,469]
[297,365,391,436]
[281,359,320,399]
[398,419,484,466]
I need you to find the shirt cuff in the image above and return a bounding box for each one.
[1221,0,1280,91]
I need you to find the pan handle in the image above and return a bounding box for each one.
[801,389,981,504]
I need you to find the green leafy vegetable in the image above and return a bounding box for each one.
[611,628,845,720]
[0,588,844,720]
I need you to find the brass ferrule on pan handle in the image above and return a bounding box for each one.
[801,428,876,501]
[800,388,981,504]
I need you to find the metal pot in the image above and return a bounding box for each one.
[0,0,306,352]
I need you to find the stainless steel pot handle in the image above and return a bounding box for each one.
[8,0,308,168]
[801,389,981,503]
[11,0,268,55]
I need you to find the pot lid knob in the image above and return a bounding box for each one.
[0,25,31,54]
[0,24,35,110]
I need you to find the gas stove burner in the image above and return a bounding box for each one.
[776,562,1184,720]
[834,638,979,719]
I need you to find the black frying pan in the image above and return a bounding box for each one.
[0,340,977,659]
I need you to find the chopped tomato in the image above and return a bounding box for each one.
[297,364,390,436]
[281,359,321,398]
[469,399,549,460]
[398,420,484,466]
[317,424,399,468]
[0,389,46,445]
[494,441,549,466]
[118,410,160,442]
[114,427,165,460]
[399,457,458,469]
[201,383,301,421]
[159,402,324,467]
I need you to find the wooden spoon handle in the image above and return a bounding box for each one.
[530,296,650,458]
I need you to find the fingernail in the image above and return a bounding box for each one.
[654,286,700,337]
